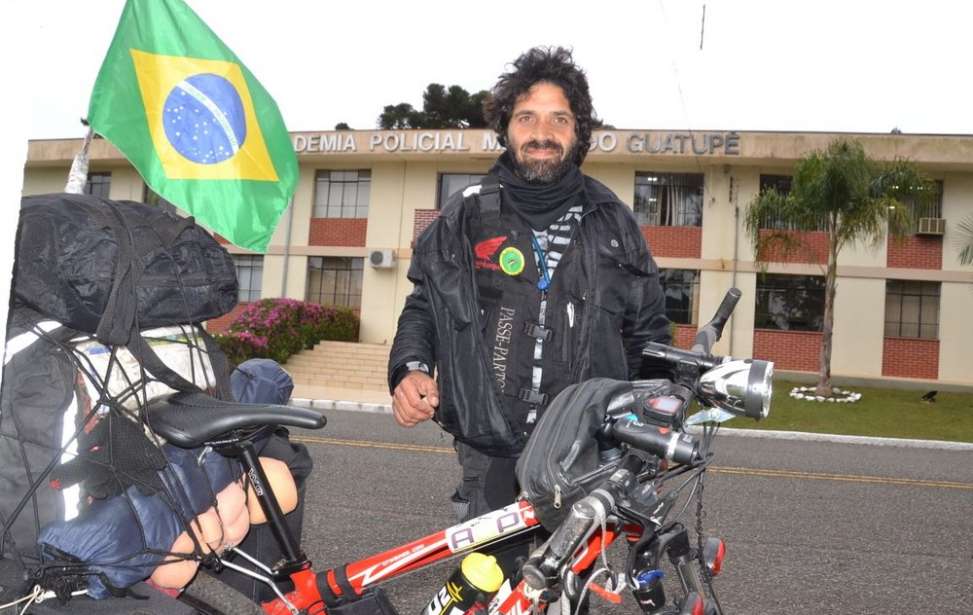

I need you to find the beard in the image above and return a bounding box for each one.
[512,138,579,184]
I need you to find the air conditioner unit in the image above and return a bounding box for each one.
[369,249,396,268]
[916,217,946,236]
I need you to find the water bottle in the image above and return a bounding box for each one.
[421,552,504,615]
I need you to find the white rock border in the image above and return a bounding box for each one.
[789,385,862,403]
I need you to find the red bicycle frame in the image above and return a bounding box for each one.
[259,499,630,615]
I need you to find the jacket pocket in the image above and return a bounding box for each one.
[557,293,585,365]
[592,241,652,316]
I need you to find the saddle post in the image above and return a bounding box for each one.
[234,440,309,572]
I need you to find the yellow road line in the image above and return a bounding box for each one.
[294,435,454,455]
[293,436,973,491]
[709,466,973,491]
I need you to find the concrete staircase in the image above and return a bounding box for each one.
[284,340,390,391]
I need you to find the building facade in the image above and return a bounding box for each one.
[22,129,973,385]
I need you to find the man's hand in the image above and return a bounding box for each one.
[392,371,440,428]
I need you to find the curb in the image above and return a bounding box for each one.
[691,426,973,451]
[291,397,392,415]
[292,398,973,451]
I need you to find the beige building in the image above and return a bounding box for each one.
[22,129,973,386]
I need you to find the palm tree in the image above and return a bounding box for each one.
[958,215,973,266]
[745,139,934,397]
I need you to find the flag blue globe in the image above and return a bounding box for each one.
[163,73,247,164]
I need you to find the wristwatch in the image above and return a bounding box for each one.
[405,360,430,375]
[391,360,432,392]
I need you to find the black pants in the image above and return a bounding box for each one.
[451,441,531,577]
[451,442,587,615]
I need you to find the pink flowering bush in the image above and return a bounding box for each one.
[215,298,359,365]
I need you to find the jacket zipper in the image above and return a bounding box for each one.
[572,207,597,383]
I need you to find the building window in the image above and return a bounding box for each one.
[234,255,263,303]
[659,269,699,325]
[885,280,939,339]
[755,274,825,332]
[313,170,370,218]
[759,174,792,196]
[906,180,943,230]
[306,257,363,308]
[634,172,703,227]
[437,173,487,209]
[756,174,827,231]
[84,172,112,198]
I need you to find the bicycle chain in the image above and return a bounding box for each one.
[695,429,724,615]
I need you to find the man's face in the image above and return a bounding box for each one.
[506,81,578,184]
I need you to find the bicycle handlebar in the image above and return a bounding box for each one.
[691,288,741,355]
[611,415,700,465]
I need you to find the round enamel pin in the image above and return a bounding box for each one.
[499,246,525,276]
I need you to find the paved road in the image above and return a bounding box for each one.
[291,410,973,615]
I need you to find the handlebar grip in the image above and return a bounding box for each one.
[691,288,741,354]
[713,287,742,329]
[612,416,699,465]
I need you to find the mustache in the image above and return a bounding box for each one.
[522,139,563,154]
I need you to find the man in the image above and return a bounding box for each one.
[388,46,670,538]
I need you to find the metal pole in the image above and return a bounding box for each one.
[64,128,94,194]
[280,198,294,297]
[729,175,739,356]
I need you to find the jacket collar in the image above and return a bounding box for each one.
[440,173,618,232]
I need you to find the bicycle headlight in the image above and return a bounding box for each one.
[697,359,773,420]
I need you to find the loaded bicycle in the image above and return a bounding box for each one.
[0,286,769,615]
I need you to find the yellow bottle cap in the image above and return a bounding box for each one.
[460,552,504,593]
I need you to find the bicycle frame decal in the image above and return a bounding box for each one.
[344,500,539,592]
[445,500,536,552]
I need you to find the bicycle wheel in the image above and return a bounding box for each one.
[178,572,265,615]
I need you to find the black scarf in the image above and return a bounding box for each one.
[491,151,585,231]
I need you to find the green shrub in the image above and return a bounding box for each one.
[214,298,360,366]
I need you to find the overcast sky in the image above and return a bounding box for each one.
[17,0,973,139]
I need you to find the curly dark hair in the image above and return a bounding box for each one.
[484,46,594,166]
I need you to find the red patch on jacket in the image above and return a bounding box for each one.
[474,235,507,270]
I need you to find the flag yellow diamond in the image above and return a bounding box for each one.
[130,49,278,181]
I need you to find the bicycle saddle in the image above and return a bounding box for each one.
[146,391,326,449]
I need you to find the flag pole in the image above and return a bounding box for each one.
[64,126,94,194]
[279,197,294,297]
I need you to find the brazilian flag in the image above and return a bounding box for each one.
[87,0,298,252]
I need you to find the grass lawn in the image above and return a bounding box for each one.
[724,381,973,443]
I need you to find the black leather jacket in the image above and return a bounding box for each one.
[389,175,671,456]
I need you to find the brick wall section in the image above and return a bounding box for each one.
[753,329,822,372]
[641,226,702,258]
[205,302,249,334]
[413,209,440,243]
[886,235,943,270]
[882,337,940,379]
[673,324,696,350]
[757,230,828,264]
[309,218,367,247]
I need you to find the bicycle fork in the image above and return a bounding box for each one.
[632,523,721,615]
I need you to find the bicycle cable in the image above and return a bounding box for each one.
[694,423,725,615]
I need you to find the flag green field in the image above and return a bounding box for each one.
[87,0,297,252]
